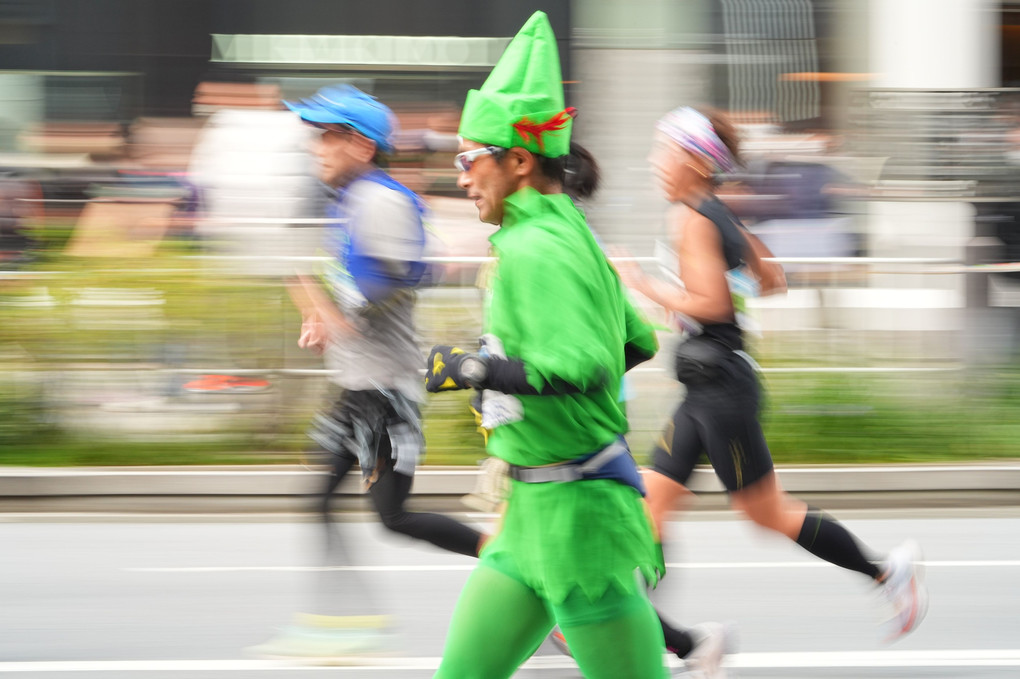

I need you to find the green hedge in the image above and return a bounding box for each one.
[1,249,1017,467]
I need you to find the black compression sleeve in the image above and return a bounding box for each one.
[625,342,656,371]
[483,357,584,396]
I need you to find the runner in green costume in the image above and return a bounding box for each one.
[425,12,667,679]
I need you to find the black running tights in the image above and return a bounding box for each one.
[321,448,482,558]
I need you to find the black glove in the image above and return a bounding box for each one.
[425,345,488,392]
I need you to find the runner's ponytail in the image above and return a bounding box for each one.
[563,142,600,200]
[535,141,601,201]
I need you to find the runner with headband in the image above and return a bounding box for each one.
[612,105,929,658]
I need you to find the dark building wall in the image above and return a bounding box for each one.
[209,1,567,38]
[0,0,570,117]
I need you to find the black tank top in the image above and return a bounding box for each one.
[690,196,748,351]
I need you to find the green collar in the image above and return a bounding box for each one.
[491,187,575,240]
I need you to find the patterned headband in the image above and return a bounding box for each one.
[655,107,736,175]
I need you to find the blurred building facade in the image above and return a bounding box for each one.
[0,0,1017,352]
[570,0,1019,366]
[2,0,1018,454]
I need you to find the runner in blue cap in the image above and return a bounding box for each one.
[284,84,396,154]
[250,84,486,662]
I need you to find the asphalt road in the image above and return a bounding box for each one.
[2,508,1018,677]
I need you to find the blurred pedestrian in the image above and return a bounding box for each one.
[614,105,928,647]
[250,84,485,661]
[424,13,669,678]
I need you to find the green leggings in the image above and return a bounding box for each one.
[433,561,667,679]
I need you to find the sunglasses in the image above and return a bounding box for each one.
[454,146,505,172]
[313,123,358,138]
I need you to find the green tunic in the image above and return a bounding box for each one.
[479,186,662,604]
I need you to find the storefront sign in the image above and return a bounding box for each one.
[211,34,511,69]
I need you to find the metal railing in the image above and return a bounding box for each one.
[1,254,983,373]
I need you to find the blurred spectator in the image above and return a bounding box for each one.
[733,158,849,220]
[17,122,126,161]
[192,81,283,116]
[987,96,1020,358]
[387,104,462,195]
[720,157,862,279]
[127,117,206,173]
[62,185,179,259]
[0,173,43,268]
[998,94,1020,278]
[187,104,323,275]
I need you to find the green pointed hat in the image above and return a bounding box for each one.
[458,11,574,158]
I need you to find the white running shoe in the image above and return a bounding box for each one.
[879,539,929,642]
[247,625,392,664]
[682,621,737,679]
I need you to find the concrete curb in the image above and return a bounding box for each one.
[1,463,1019,513]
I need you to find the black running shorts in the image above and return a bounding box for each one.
[651,353,773,492]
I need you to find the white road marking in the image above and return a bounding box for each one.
[126,564,477,573]
[2,464,1016,477]
[729,649,1020,668]
[666,559,1020,569]
[2,650,1020,672]
[125,559,1020,573]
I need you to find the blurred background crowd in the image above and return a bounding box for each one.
[0,0,1017,466]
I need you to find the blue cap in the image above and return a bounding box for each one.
[284,84,397,153]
